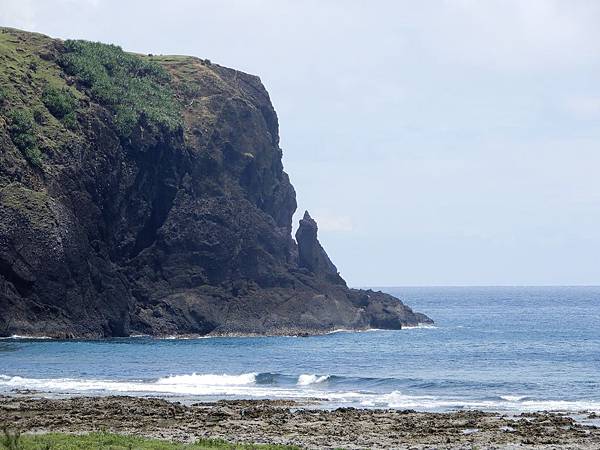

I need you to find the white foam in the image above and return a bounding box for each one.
[402,324,438,329]
[0,373,320,398]
[359,391,600,413]
[297,374,330,385]
[326,328,382,334]
[1,374,599,413]
[500,395,527,402]
[156,373,257,386]
[0,335,52,340]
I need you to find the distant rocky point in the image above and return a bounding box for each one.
[0,27,432,338]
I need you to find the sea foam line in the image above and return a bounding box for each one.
[1,374,599,413]
[326,328,382,334]
[402,324,438,329]
[297,374,330,385]
[0,335,52,340]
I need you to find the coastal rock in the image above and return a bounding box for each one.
[296,211,345,285]
[2,397,599,449]
[0,27,432,337]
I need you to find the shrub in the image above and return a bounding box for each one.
[181,81,202,99]
[62,111,78,130]
[0,86,7,107]
[6,108,42,167]
[42,85,78,119]
[24,146,43,167]
[33,107,46,124]
[7,109,36,150]
[60,40,181,139]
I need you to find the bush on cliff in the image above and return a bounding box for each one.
[42,85,77,118]
[6,108,42,167]
[0,86,7,107]
[60,40,181,139]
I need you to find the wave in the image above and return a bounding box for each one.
[0,335,52,340]
[500,395,529,402]
[156,373,257,386]
[402,324,438,329]
[297,374,330,385]
[0,372,286,398]
[359,390,600,413]
[1,373,598,413]
[326,328,382,334]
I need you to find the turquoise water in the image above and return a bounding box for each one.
[1,287,599,412]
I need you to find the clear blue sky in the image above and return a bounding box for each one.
[3,0,599,286]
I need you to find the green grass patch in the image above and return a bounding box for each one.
[0,431,300,450]
[60,40,182,139]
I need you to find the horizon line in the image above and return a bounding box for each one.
[355,284,600,289]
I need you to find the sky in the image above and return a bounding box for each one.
[2,0,599,286]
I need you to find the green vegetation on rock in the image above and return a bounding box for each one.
[0,184,54,230]
[6,108,42,167]
[0,28,87,167]
[0,431,300,450]
[42,85,78,128]
[0,86,7,106]
[60,40,182,139]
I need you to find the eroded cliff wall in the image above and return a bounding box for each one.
[0,28,431,337]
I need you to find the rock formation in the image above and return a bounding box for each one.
[0,27,432,337]
[296,211,345,285]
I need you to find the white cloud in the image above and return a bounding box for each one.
[420,0,600,71]
[565,96,600,119]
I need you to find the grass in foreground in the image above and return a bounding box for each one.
[0,431,300,450]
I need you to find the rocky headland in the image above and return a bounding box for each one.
[0,27,431,338]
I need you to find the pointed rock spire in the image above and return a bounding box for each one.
[295,211,345,285]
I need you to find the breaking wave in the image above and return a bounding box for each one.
[402,324,438,329]
[0,335,52,340]
[1,372,599,413]
[297,374,330,385]
[156,373,257,386]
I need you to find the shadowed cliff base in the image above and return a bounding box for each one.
[0,27,431,338]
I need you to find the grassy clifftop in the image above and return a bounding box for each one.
[0,28,82,166]
[0,28,235,169]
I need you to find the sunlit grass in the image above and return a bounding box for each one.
[1,431,301,450]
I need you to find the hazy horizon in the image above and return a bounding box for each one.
[363,284,600,288]
[2,0,599,286]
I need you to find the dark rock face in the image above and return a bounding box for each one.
[0,28,432,337]
[296,211,345,285]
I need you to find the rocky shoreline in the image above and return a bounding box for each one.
[1,396,599,449]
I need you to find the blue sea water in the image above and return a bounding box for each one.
[1,286,599,413]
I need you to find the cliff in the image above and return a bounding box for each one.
[0,28,432,338]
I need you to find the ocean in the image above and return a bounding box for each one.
[1,286,599,413]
